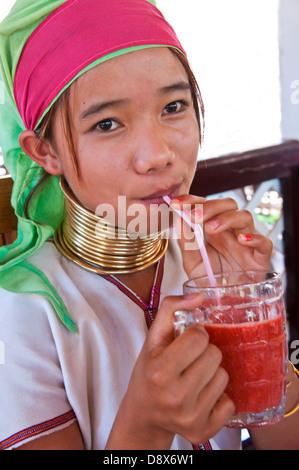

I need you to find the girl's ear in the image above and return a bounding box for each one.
[19,130,63,175]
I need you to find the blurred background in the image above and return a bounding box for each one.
[159,0,282,160]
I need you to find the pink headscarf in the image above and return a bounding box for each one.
[14,0,185,130]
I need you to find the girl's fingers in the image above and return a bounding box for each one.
[171,196,237,218]
[156,324,210,383]
[176,197,240,226]
[204,209,255,237]
[196,366,231,419]
[237,232,273,252]
[171,196,256,243]
[178,342,223,398]
[237,233,273,264]
[147,294,204,349]
[200,197,239,222]
[205,392,235,438]
[181,369,234,444]
[170,195,207,207]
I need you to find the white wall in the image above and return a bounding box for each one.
[157,0,282,159]
[0,1,15,21]
[279,0,299,140]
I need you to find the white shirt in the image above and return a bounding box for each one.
[0,240,241,450]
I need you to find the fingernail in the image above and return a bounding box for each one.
[171,197,182,203]
[239,234,252,242]
[190,209,203,223]
[207,219,221,231]
[170,202,182,211]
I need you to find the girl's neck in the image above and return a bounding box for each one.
[54,178,168,280]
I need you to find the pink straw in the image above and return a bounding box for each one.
[163,196,217,288]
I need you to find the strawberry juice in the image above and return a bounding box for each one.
[202,294,287,428]
[178,271,288,428]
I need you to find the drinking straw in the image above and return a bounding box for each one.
[163,196,217,288]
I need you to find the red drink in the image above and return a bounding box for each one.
[180,271,288,428]
[203,295,287,427]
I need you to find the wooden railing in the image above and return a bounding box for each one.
[191,140,299,343]
[0,174,17,246]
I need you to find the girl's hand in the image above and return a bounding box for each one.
[170,195,273,280]
[105,294,235,450]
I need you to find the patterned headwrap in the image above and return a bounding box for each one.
[0,0,185,333]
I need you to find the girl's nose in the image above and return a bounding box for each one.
[133,122,175,174]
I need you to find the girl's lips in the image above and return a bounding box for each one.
[142,196,169,205]
[141,185,181,205]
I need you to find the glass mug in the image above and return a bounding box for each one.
[174,271,288,428]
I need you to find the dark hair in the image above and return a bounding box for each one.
[35,48,205,175]
[170,48,205,145]
[35,86,78,175]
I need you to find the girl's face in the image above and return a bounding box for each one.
[51,47,200,230]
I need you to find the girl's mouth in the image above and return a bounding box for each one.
[140,185,181,205]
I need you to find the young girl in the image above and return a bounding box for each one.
[0,0,298,450]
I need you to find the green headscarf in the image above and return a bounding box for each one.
[0,0,163,334]
[0,0,78,332]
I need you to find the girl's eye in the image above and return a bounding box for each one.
[94,119,121,132]
[163,100,187,115]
